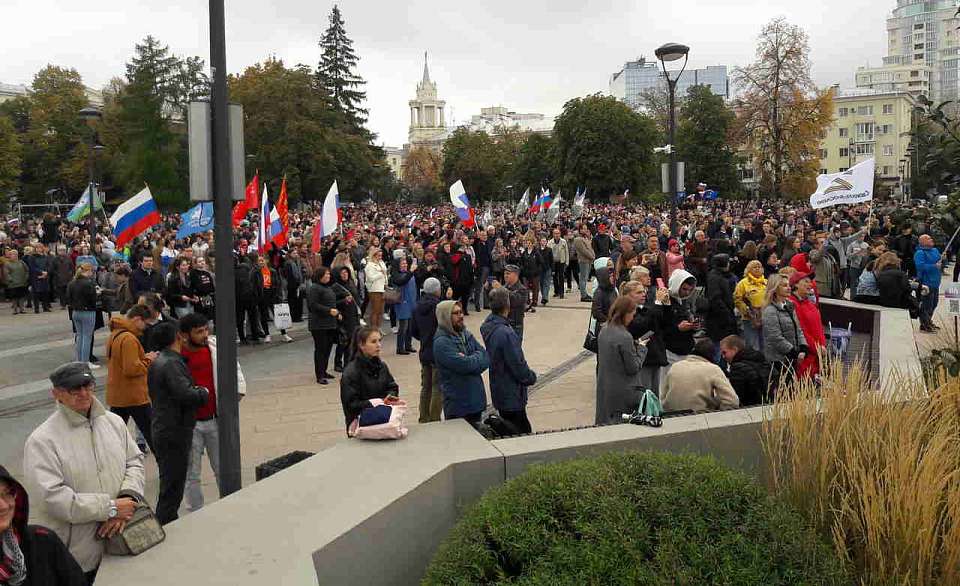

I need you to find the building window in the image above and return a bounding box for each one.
[856,122,875,140]
[883,144,894,156]
[839,128,849,137]
[820,168,829,175]
[882,124,893,134]
[839,168,849,172]
[856,143,875,155]
[818,149,828,159]
[882,104,894,114]
[857,105,874,115]
[915,23,924,30]
[739,168,754,180]
[839,147,850,158]
[839,107,848,117]
[915,43,925,50]
[883,165,892,175]
[915,54,924,61]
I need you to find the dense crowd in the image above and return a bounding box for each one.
[0,195,949,584]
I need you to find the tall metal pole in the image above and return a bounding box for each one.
[87,137,96,243]
[210,0,241,496]
[668,79,678,237]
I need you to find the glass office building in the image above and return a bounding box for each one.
[609,58,729,110]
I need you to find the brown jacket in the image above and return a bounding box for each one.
[105,317,151,407]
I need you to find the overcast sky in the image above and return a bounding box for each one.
[2,0,889,147]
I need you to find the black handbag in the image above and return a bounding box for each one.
[583,316,601,353]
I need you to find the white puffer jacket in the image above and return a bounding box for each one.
[364,259,389,293]
[23,397,145,572]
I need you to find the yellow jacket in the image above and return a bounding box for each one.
[734,273,767,318]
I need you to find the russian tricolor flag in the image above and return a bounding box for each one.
[528,190,552,214]
[110,186,160,248]
[448,180,475,228]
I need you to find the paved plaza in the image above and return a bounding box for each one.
[0,280,955,518]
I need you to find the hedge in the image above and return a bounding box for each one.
[423,451,847,585]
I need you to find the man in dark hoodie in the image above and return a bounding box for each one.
[411,277,443,423]
[720,335,772,406]
[481,288,537,434]
[0,466,86,586]
[433,300,489,424]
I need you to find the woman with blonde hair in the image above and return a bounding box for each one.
[734,260,767,351]
[761,273,807,393]
[364,247,389,331]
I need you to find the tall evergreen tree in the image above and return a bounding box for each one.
[316,5,369,128]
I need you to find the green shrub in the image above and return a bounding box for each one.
[423,451,846,585]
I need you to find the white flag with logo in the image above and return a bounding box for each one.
[809,158,875,209]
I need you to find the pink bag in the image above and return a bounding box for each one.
[348,399,409,440]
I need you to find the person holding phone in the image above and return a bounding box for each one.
[340,326,400,433]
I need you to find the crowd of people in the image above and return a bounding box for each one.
[0,194,950,584]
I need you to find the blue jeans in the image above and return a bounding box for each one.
[473,266,490,310]
[72,310,96,363]
[540,269,552,303]
[578,262,593,297]
[742,320,762,352]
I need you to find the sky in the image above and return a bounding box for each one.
[2,0,890,147]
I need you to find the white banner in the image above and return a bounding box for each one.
[809,158,875,209]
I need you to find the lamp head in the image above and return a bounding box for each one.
[655,43,690,63]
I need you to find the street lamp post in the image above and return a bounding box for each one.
[655,42,689,237]
[79,106,102,242]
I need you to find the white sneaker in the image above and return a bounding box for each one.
[264,335,272,343]
[88,362,101,370]
[282,334,293,343]
[391,326,399,334]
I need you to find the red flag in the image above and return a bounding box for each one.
[232,171,259,227]
[273,176,289,246]
[311,220,322,253]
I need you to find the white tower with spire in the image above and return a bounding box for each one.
[408,52,448,153]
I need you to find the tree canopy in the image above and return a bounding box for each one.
[677,85,741,196]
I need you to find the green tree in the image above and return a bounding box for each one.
[553,94,658,198]
[230,57,386,203]
[512,133,555,195]
[402,146,443,201]
[676,85,741,196]
[0,115,22,205]
[316,4,368,129]
[13,66,91,203]
[441,128,513,201]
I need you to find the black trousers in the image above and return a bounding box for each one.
[312,329,336,380]
[154,432,192,525]
[553,262,566,296]
[566,260,579,288]
[32,289,51,311]
[289,287,303,322]
[236,299,262,341]
[499,409,532,434]
[454,287,472,315]
[111,404,155,453]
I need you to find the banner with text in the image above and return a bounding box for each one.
[809,158,875,209]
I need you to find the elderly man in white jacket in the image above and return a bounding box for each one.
[23,362,146,582]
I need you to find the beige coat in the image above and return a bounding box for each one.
[661,355,740,413]
[23,397,145,572]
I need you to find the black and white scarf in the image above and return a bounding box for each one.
[0,529,25,586]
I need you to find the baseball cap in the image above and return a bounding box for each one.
[50,362,95,389]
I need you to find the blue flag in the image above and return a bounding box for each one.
[176,202,214,240]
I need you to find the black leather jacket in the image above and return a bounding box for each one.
[147,349,209,439]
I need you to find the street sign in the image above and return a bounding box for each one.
[945,285,960,316]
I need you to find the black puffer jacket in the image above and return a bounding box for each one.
[0,465,86,586]
[306,282,339,331]
[147,349,209,439]
[876,268,915,310]
[411,294,441,365]
[705,259,738,343]
[339,354,400,429]
[726,348,772,406]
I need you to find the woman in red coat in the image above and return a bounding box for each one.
[788,272,826,379]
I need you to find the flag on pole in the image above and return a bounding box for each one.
[809,158,876,209]
[449,180,476,228]
[110,186,160,248]
[313,180,341,253]
[528,189,552,215]
[257,184,270,250]
[547,192,562,224]
[268,204,283,245]
[176,202,214,240]
[515,188,530,217]
[482,203,493,228]
[66,185,103,222]
[233,171,259,227]
[274,176,289,246]
[573,187,586,208]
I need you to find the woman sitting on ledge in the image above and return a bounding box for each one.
[340,326,400,433]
